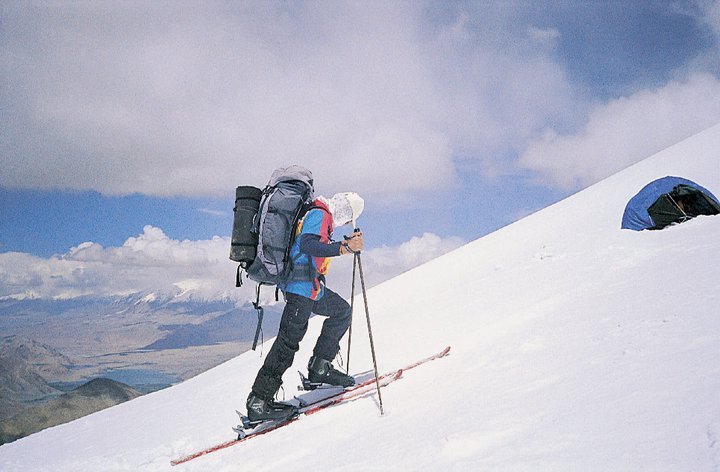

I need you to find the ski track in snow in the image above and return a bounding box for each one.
[1,124,720,471]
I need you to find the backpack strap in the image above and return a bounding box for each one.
[286,204,327,284]
[251,283,265,351]
[283,202,320,263]
[236,265,243,288]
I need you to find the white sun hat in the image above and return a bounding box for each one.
[325,192,364,228]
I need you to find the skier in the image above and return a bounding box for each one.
[246,192,365,422]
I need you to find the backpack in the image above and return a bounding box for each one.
[247,167,315,285]
[229,165,315,350]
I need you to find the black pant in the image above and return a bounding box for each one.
[251,288,351,400]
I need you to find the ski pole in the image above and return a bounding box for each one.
[346,252,357,373]
[345,227,360,372]
[355,249,384,415]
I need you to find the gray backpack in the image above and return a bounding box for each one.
[230,165,314,350]
[246,166,315,285]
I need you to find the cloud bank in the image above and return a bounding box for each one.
[519,73,720,189]
[0,226,465,303]
[1,2,575,199]
[2,1,719,201]
[518,1,720,189]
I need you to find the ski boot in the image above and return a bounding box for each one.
[246,392,298,423]
[307,356,355,388]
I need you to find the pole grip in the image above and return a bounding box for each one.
[344,227,362,255]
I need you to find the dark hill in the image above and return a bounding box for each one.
[0,377,141,445]
[71,378,141,401]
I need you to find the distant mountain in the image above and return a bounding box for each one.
[0,397,23,426]
[144,305,283,350]
[0,295,282,387]
[0,356,59,404]
[64,377,141,403]
[0,294,280,356]
[0,336,68,408]
[0,378,141,445]
[0,335,73,380]
[0,279,285,446]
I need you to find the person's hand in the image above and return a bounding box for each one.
[341,231,364,255]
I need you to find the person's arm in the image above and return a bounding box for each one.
[298,233,343,257]
[298,232,364,257]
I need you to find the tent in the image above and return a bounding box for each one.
[621,176,720,231]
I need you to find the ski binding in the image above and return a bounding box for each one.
[297,370,346,391]
[232,410,299,440]
[232,411,261,439]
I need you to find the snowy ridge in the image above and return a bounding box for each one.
[1,124,719,471]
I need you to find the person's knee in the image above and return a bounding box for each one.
[340,301,351,322]
[331,296,351,322]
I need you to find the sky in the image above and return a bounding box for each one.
[2,1,720,301]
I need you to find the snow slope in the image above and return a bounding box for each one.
[2,124,720,471]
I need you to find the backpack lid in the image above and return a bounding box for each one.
[269,165,314,191]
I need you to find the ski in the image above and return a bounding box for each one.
[234,373,396,439]
[170,346,450,466]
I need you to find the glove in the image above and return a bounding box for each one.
[340,232,364,255]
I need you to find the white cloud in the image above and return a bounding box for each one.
[329,232,466,298]
[0,226,233,301]
[0,226,465,303]
[527,26,561,44]
[198,208,228,218]
[697,0,720,38]
[518,73,720,189]
[0,2,576,200]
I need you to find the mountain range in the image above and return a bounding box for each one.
[0,295,282,443]
[0,295,282,390]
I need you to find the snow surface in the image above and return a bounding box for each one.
[2,124,720,471]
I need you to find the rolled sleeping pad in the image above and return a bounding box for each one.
[230,186,262,266]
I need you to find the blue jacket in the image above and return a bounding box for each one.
[280,199,343,300]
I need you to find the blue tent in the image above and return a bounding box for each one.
[621,176,720,231]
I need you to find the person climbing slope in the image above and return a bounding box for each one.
[246,191,365,422]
